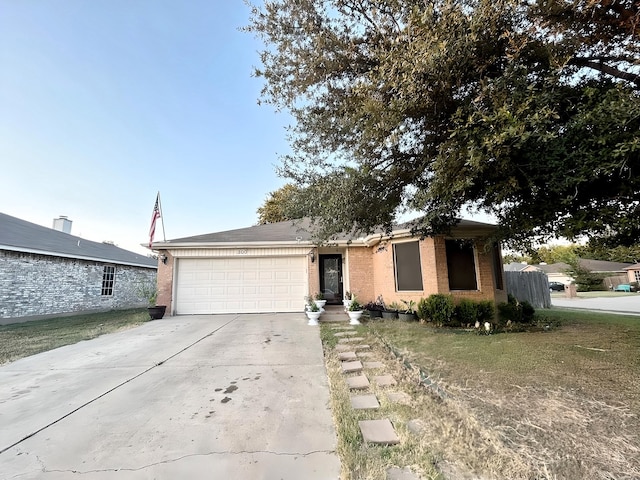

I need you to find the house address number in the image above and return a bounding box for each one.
[237,249,248,255]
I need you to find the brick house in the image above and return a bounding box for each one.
[624,264,640,284]
[0,212,157,323]
[152,218,507,315]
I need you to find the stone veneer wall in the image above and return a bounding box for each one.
[0,250,156,321]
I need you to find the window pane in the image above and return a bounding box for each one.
[492,243,504,290]
[394,242,423,291]
[446,240,477,290]
[101,265,115,296]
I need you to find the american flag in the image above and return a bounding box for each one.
[149,194,161,248]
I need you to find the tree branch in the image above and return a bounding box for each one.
[569,57,640,88]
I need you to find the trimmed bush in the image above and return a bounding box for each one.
[476,300,495,323]
[498,295,535,324]
[422,294,455,326]
[455,298,478,325]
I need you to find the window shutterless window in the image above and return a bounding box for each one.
[393,241,423,291]
[101,265,115,296]
[445,239,478,290]
[491,242,504,290]
[635,271,640,283]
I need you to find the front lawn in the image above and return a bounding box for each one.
[0,309,150,365]
[357,309,639,479]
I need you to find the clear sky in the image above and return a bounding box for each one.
[0,0,291,255]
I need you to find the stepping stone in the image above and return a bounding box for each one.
[373,375,397,387]
[363,361,385,369]
[386,467,421,480]
[386,391,411,405]
[338,351,358,361]
[346,375,370,390]
[338,337,365,343]
[358,419,400,445]
[354,344,370,350]
[335,344,352,352]
[407,419,427,435]
[341,361,363,373]
[350,394,380,410]
[356,351,376,358]
[334,331,357,337]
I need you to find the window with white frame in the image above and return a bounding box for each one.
[445,239,478,290]
[635,270,640,283]
[393,241,423,291]
[101,265,115,296]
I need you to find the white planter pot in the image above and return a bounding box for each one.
[314,300,326,312]
[306,310,321,326]
[347,310,362,325]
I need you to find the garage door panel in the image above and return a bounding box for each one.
[176,257,307,314]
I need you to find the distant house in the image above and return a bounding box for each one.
[624,264,640,284]
[152,218,507,315]
[514,259,633,287]
[0,212,157,323]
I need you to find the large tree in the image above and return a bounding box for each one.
[256,183,303,224]
[246,0,640,246]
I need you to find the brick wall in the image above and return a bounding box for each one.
[0,250,156,321]
[345,247,374,303]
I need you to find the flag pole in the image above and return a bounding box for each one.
[157,191,166,242]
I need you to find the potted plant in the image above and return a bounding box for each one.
[305,297,321,326]
[398,299,418,321]
[347,298,363,325]
[138,281,166,320]
[343,291,353,310]
[364,301,384,318]
[313,292,327,311]
[382,301,400,320]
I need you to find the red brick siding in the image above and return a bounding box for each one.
[346,247,374,302]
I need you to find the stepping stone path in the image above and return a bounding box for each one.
[334,331,357,337]
[341,361,363,373]
[358,419,400,445]
[350,394,380,410]
[338,351,358,361]
[386,391,412,405]
[386,467,421,480]
[335,336,402,455]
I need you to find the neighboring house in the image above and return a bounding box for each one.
[503,262,528,272]
[526,259,633,286]
[0,212,157,323]
[624,264,640,284]
[152,218,507,315]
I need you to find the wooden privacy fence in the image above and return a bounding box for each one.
[504,271,552,309]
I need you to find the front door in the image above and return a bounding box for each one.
[319,254,343,304]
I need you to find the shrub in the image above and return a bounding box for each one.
[497,295,535,324]
[455,298,478,325]
[477,300,495,323]
[422,294,455,326]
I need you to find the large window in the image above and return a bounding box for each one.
[101,265,115,296]
[635,271,640,283]
[393,241,423,291]
[445,240,478,290]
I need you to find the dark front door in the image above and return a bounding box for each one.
[319,254,343,304]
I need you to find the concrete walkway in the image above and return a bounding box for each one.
[0,314,340,479]
[552,294,640,315]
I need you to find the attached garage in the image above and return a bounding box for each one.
[174,254,308,314]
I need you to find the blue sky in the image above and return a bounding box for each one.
[0,1,291,254]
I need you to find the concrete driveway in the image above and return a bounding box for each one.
[0,314,340,479]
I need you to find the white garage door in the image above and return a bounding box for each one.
[175,256,307,314]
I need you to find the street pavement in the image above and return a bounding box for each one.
[551,294,640,315]
[0,314,340,479]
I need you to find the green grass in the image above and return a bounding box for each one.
[363,310,640,479]
[0,309,150,365]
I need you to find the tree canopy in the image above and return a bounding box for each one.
[247,0,640,246]
[256,183,303,224]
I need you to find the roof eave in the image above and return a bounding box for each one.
[1,244,157,269]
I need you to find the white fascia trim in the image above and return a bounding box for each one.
[152,239,369,249]
[0,245,157,270]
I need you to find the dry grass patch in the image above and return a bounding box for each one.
[368,309,640,479]
[0,309,150,365]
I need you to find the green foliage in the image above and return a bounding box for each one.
[348,299,362,312]
[400,299,417,314]
[136,282,157,306]
[498,295,535,324]
[387,301,403,312]
[565,259,607,291]
[455,298,479,325]
[477,301,496,323]
[421,294,455,327]
[314,291,325,300]
[247,0,640,247]
[256,184,303,225]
